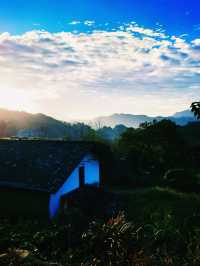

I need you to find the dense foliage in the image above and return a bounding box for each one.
[191,102,200,119]
[105,119,200,192]
[0,187,200,265]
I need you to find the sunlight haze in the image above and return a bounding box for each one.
[0,1,199,119]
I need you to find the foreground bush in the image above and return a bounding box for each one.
[70,212,136,265]
[0,187,200,265]
[0,211,200,266]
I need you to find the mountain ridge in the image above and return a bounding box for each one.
[89,109,197,128]
[0,108,197,138]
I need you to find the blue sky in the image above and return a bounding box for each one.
[0,0,200,38]
[0,0,199,119]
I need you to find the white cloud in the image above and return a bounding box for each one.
[69,20,81,25]
[84,20,95,26]
[126,24,166,38]
[192,39,200,46]
[0,23,199,119]
[69,20,95,27]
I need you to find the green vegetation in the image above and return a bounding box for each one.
[108,119,200,192]
[118,187,200,227]
[0,187,200,265]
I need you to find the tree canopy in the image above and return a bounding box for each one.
[191,102,200,119]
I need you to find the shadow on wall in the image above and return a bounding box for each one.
[49,154,100,218]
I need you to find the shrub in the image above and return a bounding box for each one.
[163,168,200,192]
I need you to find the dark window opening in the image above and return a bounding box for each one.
[79,166,85,188]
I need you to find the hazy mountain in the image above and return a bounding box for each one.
[173,109,194,118]
[89,114,160,128]
[90,110,197,128]
[0,108,91,139]
[0,108,69,138]
[0,108,198,139]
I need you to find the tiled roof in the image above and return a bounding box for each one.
[0,140,96,193]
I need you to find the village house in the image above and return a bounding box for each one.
[0,140,102,218]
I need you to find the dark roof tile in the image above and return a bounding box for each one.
[0,140,96,192]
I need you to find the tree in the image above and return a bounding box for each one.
[117,119,185,180]
[191,102,200,119]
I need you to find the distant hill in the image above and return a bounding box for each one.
[0,108,68,138]
[0,108,91,139]
[90,110,197,128]
[0,108,198,139]
[173,109,194,118]
[89,113,160,128]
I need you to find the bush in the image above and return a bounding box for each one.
[0,212,200,265]
[77,212,137,265]
[62,212,200,265]
[163,168,200,192]
[0,186,200,265]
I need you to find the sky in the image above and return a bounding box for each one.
[0,0,200,120]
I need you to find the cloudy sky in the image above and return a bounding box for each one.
[0,0,200,120]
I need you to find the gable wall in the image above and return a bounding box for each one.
[49,154,100,218]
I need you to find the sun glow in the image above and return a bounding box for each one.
[0,25,198,119]
[0,87,36,112]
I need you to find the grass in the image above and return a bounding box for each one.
[113,186,200,230]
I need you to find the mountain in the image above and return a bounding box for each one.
[0,108,91,139]
[173,109,194,118]
[89,113,160,128]
[0,108,198,139]
[0,108,69,138]
[90,110,197,128]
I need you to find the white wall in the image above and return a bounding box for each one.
[49,154,100,218]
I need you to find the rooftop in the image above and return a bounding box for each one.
[0,140,98,193]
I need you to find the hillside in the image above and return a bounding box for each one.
[0,108,69,138]
[173,109,194,118]
[117,186,200,226]
[90,113,161,128]
[0,108,198,139]
[90,110,197,128]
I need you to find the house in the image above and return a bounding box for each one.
[0,140,101,218]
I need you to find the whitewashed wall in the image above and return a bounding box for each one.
[49,154,100,218]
